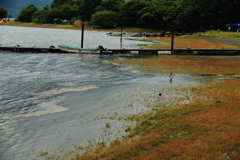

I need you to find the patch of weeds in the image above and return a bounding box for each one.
[38,152,48,157]
[193,51,198,55]
[149,112,177,120]
[87,139,96,146]
[105,123,111,128]
[74,146,84,150]
[140,120,151,127]
[125,126,132,132]
[153,124,166,128]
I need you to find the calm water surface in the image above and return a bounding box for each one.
[0,26,219,160]
[0,26,152,49]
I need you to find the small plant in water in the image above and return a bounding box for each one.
[38,152,48,157]
[105,123,111,128]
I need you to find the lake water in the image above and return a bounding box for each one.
[0,26,153,49]
[0,26,215,160]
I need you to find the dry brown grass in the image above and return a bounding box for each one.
[73,56,240,160]
[145,37,238,49]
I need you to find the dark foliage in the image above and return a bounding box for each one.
[13,0,240,31]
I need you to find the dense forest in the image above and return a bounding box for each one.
[4,0,240,31]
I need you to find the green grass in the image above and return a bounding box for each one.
[56,24,74,28]
[4,22,36,26]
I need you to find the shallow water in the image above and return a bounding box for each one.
[0,26,225,160]
[0,52,203,160]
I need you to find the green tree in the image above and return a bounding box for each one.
[223,0,240,25]
[32,6,50,23]
[45,8,67,22]
[51,0,71,8]
[79,0,102,21]
[18,4,38,22]
[91,10,119,28]
[33,3,80,24]
[96,0,122,12]
[121,0,149,27]
[32,9,47,23]
[136,0,164,28]
[70,4,79,16]
[17,0,240,31]
[175,0,225,31]
[160,0,178,27]
[0,7,8,18]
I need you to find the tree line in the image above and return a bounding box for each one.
[0,7,8,18]
[2,0,240,31]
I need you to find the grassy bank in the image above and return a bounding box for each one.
[73,56,240,160]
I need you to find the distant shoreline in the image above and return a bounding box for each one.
[2,22,156,33]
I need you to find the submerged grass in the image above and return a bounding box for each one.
[73,55,240,160]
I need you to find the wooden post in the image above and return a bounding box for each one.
[171,25,175,54]
[120,19,123,49]
[81,22,84,48]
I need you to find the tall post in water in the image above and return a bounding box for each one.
[171,25,175,54]
[81,22,84,48]
[120,22,123,49]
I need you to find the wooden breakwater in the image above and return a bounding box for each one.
[1,46,240,55]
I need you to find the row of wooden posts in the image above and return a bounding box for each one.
[80,23,175,52]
